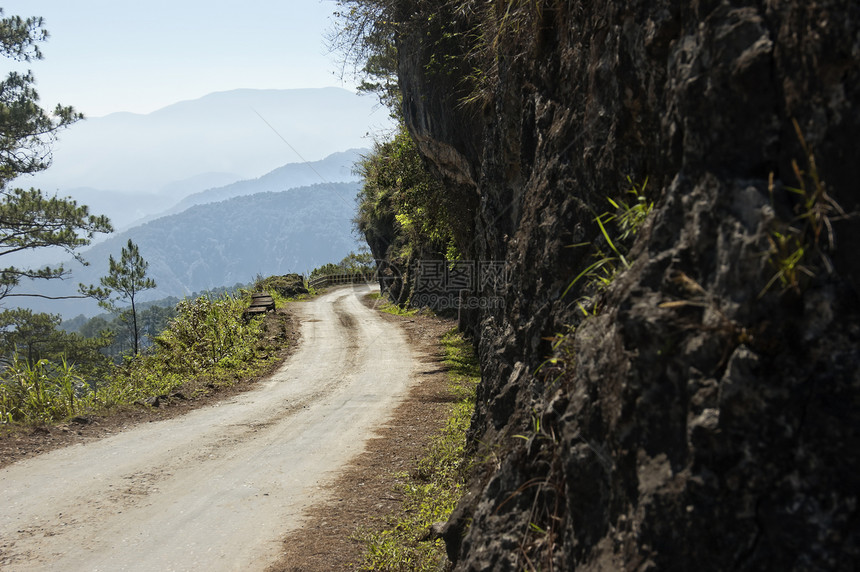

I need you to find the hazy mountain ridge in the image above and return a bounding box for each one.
[133,183,361,292]
[16,182,362,318]
[5,149,366,275]
[18,87,387,195]
[7,88,381,318]
[158,149,365,217]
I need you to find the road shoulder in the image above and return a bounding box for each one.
[267,302,456,571]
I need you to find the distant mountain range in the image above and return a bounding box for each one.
[17,87,387,196]
[16,182,363,318]
[6,88,380,318]
[37,149,364,233]
[5,149,367,275]
[149,149,364,222]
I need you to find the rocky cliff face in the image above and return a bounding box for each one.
[397,0,859,569]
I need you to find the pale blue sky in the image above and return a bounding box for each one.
[2,1,352,117]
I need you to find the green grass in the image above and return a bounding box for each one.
[368,292,420,317]
[0,292,287,425]
[356,328,479,571]
[563,177,653,313]
[0,356,92,424]
[759,120,844,298]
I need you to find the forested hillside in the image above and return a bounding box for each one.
[20,182,361,317]
[154,149,364,219]
[342,0,860,569]
[68,149,366,232]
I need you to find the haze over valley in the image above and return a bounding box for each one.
[15,87,384,226]
[9,88,385,316]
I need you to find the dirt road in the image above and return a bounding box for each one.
[0,285,416,571]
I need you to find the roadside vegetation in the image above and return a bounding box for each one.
[0,287,288,425]
[310,250,376,279]
[366,292,419,317]
[0,248,377,428]
[356,327,480,571]
[60,283,244,358]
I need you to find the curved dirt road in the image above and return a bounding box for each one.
[0,285,415,571]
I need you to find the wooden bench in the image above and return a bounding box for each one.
[243,293,275,320]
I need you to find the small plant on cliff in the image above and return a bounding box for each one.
[760,120,846,297]
[563,177,653,313]
[534,326,576,387]
[503,411,567,569]
[759,228,811,297]
[459,0,547,108]
[604,177,653,243]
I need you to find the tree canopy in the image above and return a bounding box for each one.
[355,126,457,261]
[0,307,111,375]
[329,0,401,111]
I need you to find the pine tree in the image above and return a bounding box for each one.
[98,240,157,355]
[0,8,112,303]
